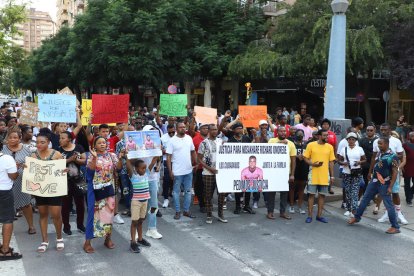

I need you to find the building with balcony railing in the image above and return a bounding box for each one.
[56,0,86,30]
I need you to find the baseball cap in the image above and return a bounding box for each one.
[231,122,243,130]
[346,132,358,140]
[259,120,268,125]
[143,125,155,131]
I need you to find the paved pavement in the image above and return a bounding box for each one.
[2,179,414,276]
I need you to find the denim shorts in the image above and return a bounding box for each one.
[0,189,15,224]
[307,184,329,195]
[392,177,400,193]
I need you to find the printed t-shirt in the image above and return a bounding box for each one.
[303,141,335,185]
[198,137,222,176]
[166,135,195,176]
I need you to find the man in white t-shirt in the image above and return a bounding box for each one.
[0,153,21,260]
[368,123,407,224]
[166,122,196,220]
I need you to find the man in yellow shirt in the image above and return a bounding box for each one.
[267,126,296,220]
[303,129,336,223]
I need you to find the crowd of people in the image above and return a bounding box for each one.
[0,100,414,261]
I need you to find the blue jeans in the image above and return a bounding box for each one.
[355,180,399,229]
[120,173,132,209]
[148,180,159,230]
[173,173,193,213]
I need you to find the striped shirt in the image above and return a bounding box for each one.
[130,170,150,201]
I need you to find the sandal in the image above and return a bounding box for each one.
[104,238,115,249]
[83,243,95,254]
[0,247,22,261]
[37,242,49,253]
[28,228,36,235]
[56,239,64,251]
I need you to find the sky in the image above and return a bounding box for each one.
[0,0,57,21]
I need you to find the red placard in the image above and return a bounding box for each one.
[92,94,129,124]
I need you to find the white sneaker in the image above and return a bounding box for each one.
[398,211,408,225]
[227,194,235,202]
[350,213,355,218]
[191,188,195,195]
[299,208,306,214]
[378,211,388,223]
[253,201,258,209]
[289,206,295,214]
[146,229,163,239]
[344,211,351,217]
[113,214,125,224]
[162,199,169,208]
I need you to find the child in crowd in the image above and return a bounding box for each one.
[126,158,152,253]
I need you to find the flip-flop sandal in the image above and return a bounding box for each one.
[0,247,22,261]
[37,242,49,253]
[56,239,64,251]
[28,228,36,235]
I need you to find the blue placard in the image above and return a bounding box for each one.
[125,130,162,159]
[38,94,77,123]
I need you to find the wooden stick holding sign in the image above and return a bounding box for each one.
[22,157,68,197]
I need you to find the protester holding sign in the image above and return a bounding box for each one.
[31,132,65,253]
[83,136,122,254]
[59,131,87,235]
[1,127,36,235]
[266,126,296,220]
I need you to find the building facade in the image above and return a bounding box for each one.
[13,8,56,52]
[56,0,86,30]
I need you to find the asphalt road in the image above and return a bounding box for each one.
[3,195,414,276]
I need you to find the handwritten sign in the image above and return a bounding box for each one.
[159,94,187,117]
[57,86,80,106]
[19,102,39,126]
[194,106,217,125]
[239,105,267,128]
[22,157,68,197]
[125,130,162,159]
[38,94,77,123]
[92,94,129,124]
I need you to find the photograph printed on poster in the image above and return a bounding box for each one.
[124,130,162,159]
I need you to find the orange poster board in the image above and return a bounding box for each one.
[239,105,267,128]
[194,106,217,125]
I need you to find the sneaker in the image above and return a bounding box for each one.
[344,211,351,217]
[191,188,195,195]
[206,217,213,224]
[218,216,228,223]
[243,206,256,214]
[130,242,140,253]
[299,208,306,214]
[146,229,163,239]
[138,238,151,247]
[316,216,328,223]
[162,199,169,208]
[227,194,235,202]
[398,211,408,225]
[113,214,125,224]
[193,196,199,205]
[349,213,355,218]
[378,211,388,223]
[289,206,295,214]
[77,225,86,233]
[63,228,72,235]
[253,201,258,209]
[305,217,312,223]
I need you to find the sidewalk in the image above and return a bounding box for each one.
[324,180,414,232]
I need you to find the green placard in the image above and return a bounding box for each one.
[159,94,188,117]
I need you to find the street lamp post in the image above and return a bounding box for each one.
[323,0,349,120]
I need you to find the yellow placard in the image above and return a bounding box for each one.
[81,99,116,126]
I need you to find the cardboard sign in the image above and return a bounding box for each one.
[38,93,77,123]
[216,143,289,193]
[238,105,267,128]
[194,106,217,125]
[57,86,80,106]
[19,102,39,126]
[22,157,68,197]
[124,130,162,159]
[159,94,187,117]
[92,94,129,124]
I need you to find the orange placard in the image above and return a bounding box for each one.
[194,106,217,125]
[238,105,267,128]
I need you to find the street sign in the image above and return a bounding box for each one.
[356,93,364,102]
[383,90,390,102]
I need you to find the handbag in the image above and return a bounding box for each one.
[345,147,362,177]
[94,184,115,201]
[69,175,87,196]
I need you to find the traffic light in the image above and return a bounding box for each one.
[245,82,252,100]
